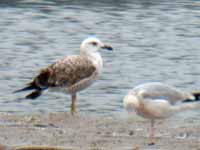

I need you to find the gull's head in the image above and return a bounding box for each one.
[80,36,113,54]
[123,92,140,113]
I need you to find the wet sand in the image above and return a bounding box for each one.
[0,113,199,150]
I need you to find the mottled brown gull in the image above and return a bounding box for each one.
[14,37,113,114]
[123,82,200,145]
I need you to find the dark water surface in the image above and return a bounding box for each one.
[0,0,200,117]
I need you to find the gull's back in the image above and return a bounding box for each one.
[132,82,194,104]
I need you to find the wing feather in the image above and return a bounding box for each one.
[133,82,194,103]
[34,56,96,88]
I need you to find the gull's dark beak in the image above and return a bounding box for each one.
[101,45,113,51]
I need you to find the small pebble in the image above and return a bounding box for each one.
[148,142,155,146]
[58,130,65,134]
[129,130,134,136]
[97,131,101,135]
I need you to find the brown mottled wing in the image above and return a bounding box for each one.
[33,56,96,89]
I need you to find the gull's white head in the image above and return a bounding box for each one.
[80,36,113,54]
[123,92,140,113]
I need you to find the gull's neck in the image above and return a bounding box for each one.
[81,51,103,73]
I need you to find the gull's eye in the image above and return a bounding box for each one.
[91,42,98,46]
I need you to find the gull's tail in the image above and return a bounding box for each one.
[192,91,200,101]
[182,91,200,103]
[14,68,52,99]
[13,81,43,99]
[174,91,200,112]
[13,82,39,93]
[25,90,42,99]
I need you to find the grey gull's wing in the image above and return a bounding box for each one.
[132,82,194,103]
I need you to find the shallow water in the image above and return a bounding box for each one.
[0,0,200,117]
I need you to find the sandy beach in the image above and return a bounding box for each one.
[0,113,199,150]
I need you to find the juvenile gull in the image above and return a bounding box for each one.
[123,82,200,144]
[15,37,113,114]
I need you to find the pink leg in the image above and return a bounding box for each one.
[150,120,155,138]
[148,120,155,145]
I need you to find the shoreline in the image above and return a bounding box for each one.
[0,112,199,150]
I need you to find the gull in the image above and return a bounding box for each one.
[14,37,113,114]
[123,82,200,144]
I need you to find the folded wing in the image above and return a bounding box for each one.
[15,56,96,99]
[133,82,194,104]
[35,55,96,89]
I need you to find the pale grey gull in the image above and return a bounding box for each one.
[123,82,200,144]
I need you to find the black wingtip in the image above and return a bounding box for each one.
[182,99,195,103]
[13,86,35,93]
[192,92,200,101]
[26,90,42,99]
[183,92,200,103]
[13,81,42,94]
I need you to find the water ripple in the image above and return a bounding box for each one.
[0,0,200,117]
